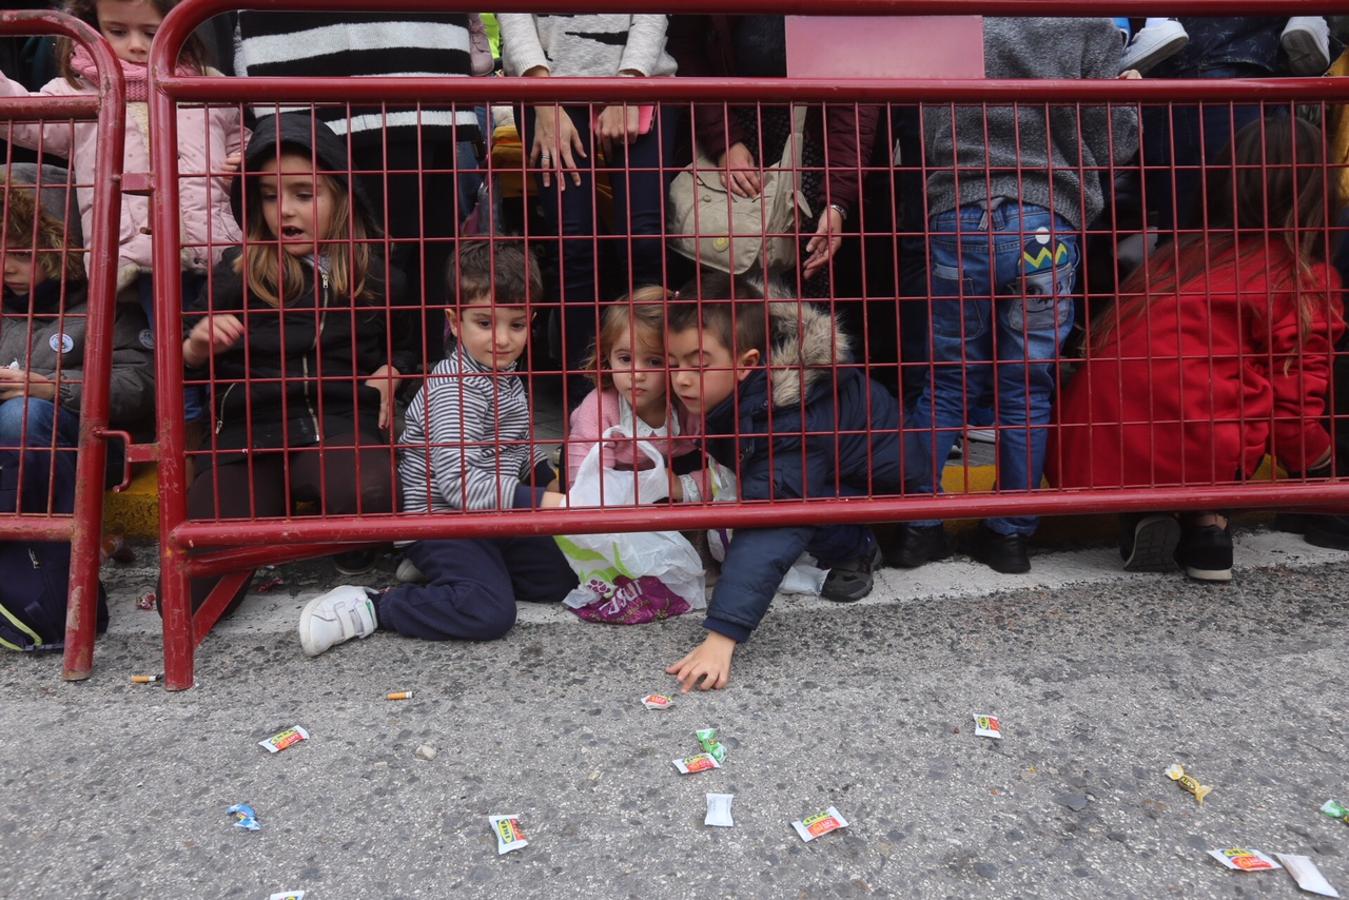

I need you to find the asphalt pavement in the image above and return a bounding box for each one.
[2,528,1346,899]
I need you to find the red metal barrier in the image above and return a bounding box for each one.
[151,1,1349,690]
[0,10,125,679]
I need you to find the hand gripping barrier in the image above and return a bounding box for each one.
[151,1,1349,690]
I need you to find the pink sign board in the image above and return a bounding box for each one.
[785,15,985,79]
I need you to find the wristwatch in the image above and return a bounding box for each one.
[827,202,848,221]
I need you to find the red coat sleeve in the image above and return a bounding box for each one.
[821,102,881,217]
[1261,262,1346,471]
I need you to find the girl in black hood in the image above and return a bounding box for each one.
[182,114,406,612]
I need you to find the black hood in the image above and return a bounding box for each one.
[229,113,376,232]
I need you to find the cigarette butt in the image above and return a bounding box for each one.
[130,674,162,684]
[385,691,413,701]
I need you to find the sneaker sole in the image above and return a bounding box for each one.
[1122,516,1181,572]
[1183,565,1233,583]
[1122,32,1189,73]
[298,594,336,657]
[1282,29,1330,74]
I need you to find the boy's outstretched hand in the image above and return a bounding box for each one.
[666,631,736,692]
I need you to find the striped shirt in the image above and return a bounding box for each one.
[233,13,480,147]
[399,347,548,514]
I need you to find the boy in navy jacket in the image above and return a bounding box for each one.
[664,272,902,691]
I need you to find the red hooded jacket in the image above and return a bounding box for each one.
[1050,242,1345,489]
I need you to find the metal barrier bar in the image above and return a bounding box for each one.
[0,10,125,680]
[151,1,1349,689]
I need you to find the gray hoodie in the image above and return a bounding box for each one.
[922,17,1139,230]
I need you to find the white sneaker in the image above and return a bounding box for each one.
[298,585,378,658]
[1282,16,1331,75]
[965,427,997,444]
[1120,18,1189,74]
[395,557,426,584]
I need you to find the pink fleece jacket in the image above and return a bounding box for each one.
[567,387,709,499]
[0,74,246,276]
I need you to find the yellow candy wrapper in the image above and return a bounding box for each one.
[1165,763,1213,805]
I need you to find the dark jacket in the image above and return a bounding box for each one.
[194,114,404,455]
[700,301,902,641]
[1,279,154,430]
[186,247,398,455]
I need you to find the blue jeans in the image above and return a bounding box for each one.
[520,105,678,396]
[904,201,1078,536]
[138,270,207,421]
[0,397,79,515]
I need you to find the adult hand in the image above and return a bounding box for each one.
[595,104,641,160]
[665,631,736,692]
[0,368,55,402]
[529,105,586,191]
[716,142,762,198]
[183,313,245,367]
[364,363,402,431]
[802,205,845,280]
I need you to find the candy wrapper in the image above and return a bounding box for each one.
[793,806,849,843]
[489,814,528,855]
[268,892,305,900]
[696,727,727,764]
[705,793,734,827]
[973,714,1002,739]
[1208,848,1281,872]
[258,725,309,754]
[1165,764,1213,805]
[136,591,157,611]
[227,803,261,831]
[1276,853,1340,898]
[641,694,673,711]
[1321,800,1349,825]
[672,752,721,775]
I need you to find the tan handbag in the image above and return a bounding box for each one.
[668,105,811,275]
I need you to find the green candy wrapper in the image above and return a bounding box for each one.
[1321,800,1349,825]
[696,727,727,764]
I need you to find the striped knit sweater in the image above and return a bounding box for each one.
[499,14,676,77]
[399,347,549,514]
[233,13,480,147]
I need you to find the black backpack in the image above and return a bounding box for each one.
[0,540,107,652]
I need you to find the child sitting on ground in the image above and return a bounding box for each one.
[298,240,575,656]
[1051,117,1344,583]
[663,272,903,692]
[566,286,707,500]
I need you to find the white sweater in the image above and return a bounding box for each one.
[498,14,676,77]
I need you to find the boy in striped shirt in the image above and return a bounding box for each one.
[297,241,574,657]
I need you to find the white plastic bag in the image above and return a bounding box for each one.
[705,461,829,596]
[555,429,706,623]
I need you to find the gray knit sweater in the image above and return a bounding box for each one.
[923,17,1139,230]
[499,14,676,77]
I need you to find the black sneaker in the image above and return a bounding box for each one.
[969,524,1030,574]
[1176,524,1233,583]
[1119,514,1181,572]
[821,541,882,604]
[333,548,379,577]
[1304,514,1349,551]
[883,523,951,569]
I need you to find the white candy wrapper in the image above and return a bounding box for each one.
[1208,848,1281,872]
[641,694,673,710]
[268,893,305,900]
[258,725,309,754]
[1276,854,1340,897]
[672,752,720,775]
[973,714,1002,739]
[489,815,528,855]
[792,806,849,843]
[705,793,734,827]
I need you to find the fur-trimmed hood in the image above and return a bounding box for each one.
[762,301,852,408]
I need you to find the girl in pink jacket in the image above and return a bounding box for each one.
[0,0,246,346]
[567,287,709,501]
